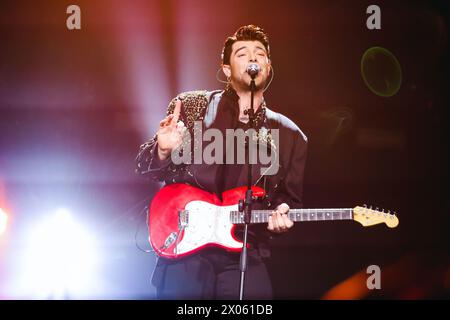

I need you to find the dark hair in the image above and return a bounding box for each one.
[221,25,271,65]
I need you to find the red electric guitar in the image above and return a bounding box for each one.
[148,183,399,259]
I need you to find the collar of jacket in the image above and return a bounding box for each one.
[219,85,267,129]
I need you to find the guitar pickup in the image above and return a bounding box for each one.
[160,232,178,251]
[178,209,189,229]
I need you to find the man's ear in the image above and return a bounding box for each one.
[222,64,231,78]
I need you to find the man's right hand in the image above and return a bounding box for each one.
[156,99,186,161]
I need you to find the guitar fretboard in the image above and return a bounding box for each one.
[230,208,353,224]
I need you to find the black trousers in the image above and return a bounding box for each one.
[151,247,273,300]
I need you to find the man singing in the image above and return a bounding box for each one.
[136,25,308,299]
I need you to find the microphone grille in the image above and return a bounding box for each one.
[247,63,260,76]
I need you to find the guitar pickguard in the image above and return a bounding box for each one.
[174,201,243,255]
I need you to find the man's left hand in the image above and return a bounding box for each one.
[267,203,294,233]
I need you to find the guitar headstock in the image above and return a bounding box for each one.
[353,205,399,228]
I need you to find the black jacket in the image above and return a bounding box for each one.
[136,87,308,213]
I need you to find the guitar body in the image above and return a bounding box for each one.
[148,183,265,259]
[148,184,398,259]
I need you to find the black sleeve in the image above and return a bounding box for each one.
[269,130,308,210]
[134,97,183,183]
[253,129,308,243]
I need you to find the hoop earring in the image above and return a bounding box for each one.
[216,67,230,85]
[263,67,275,92]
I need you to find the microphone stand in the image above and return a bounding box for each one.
[238,76,257,300]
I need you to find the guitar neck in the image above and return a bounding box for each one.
[231,208,354,224]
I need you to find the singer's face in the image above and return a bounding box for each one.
[224,40,271,91]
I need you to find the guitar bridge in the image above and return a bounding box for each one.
[178,209,189,230]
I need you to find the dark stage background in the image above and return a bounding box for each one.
[0,0,449,299]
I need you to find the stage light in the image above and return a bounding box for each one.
[0,208,7,236]
[19,208,100,299]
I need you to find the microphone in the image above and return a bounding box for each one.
[246,63,260,78]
